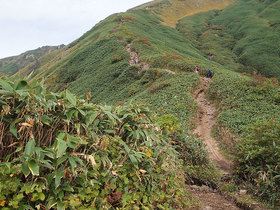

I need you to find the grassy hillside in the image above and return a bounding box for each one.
[22,9,222,128]
[177,0,280,80]
[0,46,63,76]
[132,0,235,27]
[2,0,280,206]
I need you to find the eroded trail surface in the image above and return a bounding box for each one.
[191,77,240,210]
[188,185,240,210]
[125,44,176,74]
[193,77,232,173]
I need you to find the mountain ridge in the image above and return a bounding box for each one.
[0,45,64,77]
[1,0,280,207]
[132,0,236,27]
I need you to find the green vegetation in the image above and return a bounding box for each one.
[209,71,280,137]
[208,69,280,205]
[235,120,280,204]
[176,1,280,204]
[0,78,217,209]
[18,10,210,130]
[1,0,280,207]
[0,46,62,76]
[177,0,280,80]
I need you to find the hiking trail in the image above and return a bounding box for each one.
[190,77,240,210]
[193,77,232,173]
[125,44,176,74]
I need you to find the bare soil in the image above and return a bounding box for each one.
[193,77,232,174]
[125,44,176,74]
[125,44,150,69]
[188,185,240,210]
[190,77,241,209]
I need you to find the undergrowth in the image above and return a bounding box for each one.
[208,70,280,206]
[0,78,217,209]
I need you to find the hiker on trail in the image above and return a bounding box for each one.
[195,66,200,74]
[207,69,213,78]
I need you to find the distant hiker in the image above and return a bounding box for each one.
[207,69,213,78]
[195,66,200,73]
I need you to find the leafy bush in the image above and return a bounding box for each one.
[0,78,197,209]
[235,119,280,205]
[153,114,220,187]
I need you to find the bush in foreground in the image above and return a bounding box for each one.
[235,120,280,205]
[0,78,197,209]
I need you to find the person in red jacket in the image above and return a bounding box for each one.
[195,66,200,73]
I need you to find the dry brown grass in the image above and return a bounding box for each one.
[134,0,236,27]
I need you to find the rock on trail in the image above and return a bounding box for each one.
[125,44,176,74]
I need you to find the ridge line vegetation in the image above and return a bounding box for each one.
[0,0,279,207]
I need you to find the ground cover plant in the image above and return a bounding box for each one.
[207,70,280,205]
[177,0,280,80]
[235,120,280,205]
[209,71,280,137]
[1,0,279,206]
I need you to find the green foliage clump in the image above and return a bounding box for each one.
[153,114,220,187]
[235,120,280,205]
[0,78,198,209]
[133,72,199,127]
[209,71,280,136]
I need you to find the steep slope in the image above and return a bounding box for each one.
[0,45,63,76]
[20,9,223,125]
[132,0,235,27]
[177,0,280,79]
[7,0,280,206]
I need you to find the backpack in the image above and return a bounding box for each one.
[197,67,200,71]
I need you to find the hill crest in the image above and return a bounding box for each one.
[132,0,236,27]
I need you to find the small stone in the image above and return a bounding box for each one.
[239,189,247,195]
[201,185,210,192]
[203,206,213,210]
[190,185,199,190]
[250,203,260,209]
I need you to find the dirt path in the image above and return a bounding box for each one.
[125,44,176,74]
[125,44,150,69]
[188,185,240,210]
[190,77,240,209]
[193,77,232,174]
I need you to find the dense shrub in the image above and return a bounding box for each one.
[0,78,199,209]
[153,114,220,187]
[235,120,280,205]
